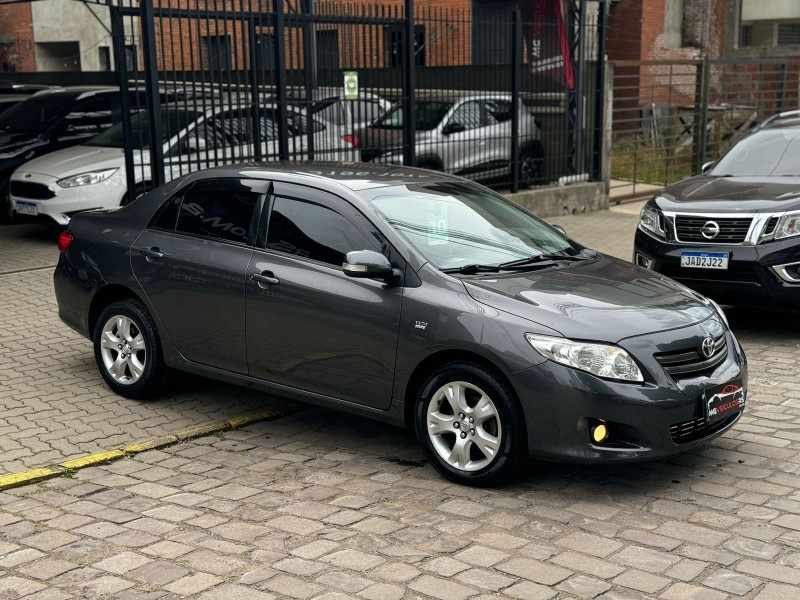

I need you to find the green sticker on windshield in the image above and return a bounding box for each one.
[427,202,449,245]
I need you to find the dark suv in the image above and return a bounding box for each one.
[634,110,800,308]
[0,87,152,222]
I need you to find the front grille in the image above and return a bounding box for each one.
[654,334,727,379]
[10,181,56,200]
[674,215,752,244]
[669,413,739,444]
[660,263,762,284]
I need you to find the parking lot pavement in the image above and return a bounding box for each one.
[2,210,800,599]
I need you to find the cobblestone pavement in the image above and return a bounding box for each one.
[2,209,800,599]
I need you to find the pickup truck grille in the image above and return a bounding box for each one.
[674,216,752,244]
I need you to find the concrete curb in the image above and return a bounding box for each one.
[0,403,304,492]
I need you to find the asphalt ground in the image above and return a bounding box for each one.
[1,207,800,599]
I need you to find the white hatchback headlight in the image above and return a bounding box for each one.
[525,334,644,383]
[57,168,119,188]
[774,210,800,240]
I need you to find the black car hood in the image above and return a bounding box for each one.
[656,175,800,212]
[463,255,714,343]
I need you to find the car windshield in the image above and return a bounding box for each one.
[710,129,800,177]
[0,94,76,134]
[368,182,574,270]
[85,107,200,150]
[372,101,453,131]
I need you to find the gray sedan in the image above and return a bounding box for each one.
[54,164,746,486]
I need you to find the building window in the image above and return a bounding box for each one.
[777,23,800,46]
[98,46,111,71]
[125,45,138,72]
[203,35,232,71]
[386,25,425,67]
[740,25,753,48]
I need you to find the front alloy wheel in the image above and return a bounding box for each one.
[416,362,528,486]
[426,381,502,472]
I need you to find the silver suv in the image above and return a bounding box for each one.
[359,93,543,186]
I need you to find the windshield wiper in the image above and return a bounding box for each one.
[441,264,502,275]
[498,251,593,269]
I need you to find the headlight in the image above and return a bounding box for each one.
[774,210,800,240]
[525,334,644,382]
[57,168,118,188]
[639,204,666,239]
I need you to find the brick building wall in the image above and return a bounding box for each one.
[0,3,36,72]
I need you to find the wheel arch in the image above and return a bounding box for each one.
[88,283,146,337]
[520,139,544,158]
[402,348,517,430]
[414,154,444,170]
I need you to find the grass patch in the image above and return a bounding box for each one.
[611,139,694,186]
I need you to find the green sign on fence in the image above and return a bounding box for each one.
[343,71,359,100]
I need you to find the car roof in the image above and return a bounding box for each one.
[190,162,463,192]
[31,86,119,101]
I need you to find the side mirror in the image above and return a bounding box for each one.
[442,122,466,136]
[701,161,714,174]
[552,224,567,236]
[343,250,394,281]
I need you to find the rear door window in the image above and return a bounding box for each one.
[173,179,261,244]
[57,95,116,137]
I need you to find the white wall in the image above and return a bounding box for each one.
[742,0,800,22]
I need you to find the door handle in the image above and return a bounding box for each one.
[250,272,280,286]
[139,247,164,260]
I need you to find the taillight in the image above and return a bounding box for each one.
[341,134,360,148]
[58,230,73,252]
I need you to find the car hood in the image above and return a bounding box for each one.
[462,255,714,343]
[657,175,800,212]
[14,145,132,178]
[0,132,46,159]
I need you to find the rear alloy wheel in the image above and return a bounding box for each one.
[415,362,528,486]
[93,299,169,399]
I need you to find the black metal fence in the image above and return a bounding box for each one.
[101,0,606,198]
[610,58,800,199]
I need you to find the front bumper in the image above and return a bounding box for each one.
[10,170,127,226]
[511,321,747,463]
[634,227,800,307]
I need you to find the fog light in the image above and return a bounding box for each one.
[635,253,653,269]
[591,423,609,444]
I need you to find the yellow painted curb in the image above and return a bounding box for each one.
[60,450,126,470]
[0,404,305,492]
[0,467,60,490]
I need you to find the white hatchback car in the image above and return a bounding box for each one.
[10,104,356,225]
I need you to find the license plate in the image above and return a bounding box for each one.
[704,380,745,425]
[680,251,728,270]
[15,201,38,216]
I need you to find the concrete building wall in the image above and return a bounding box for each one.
[31,0,113,72]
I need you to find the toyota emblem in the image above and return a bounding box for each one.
[701,337,715,358]
[701,221,720,240]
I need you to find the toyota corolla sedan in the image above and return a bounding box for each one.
[54,164,746,486]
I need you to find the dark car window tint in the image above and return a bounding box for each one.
[485,99,512,124]
[150,195,182,231]
[266,196,374,266]
[0,94,75,134]
[449,101,483,130]
[59,96,116,136]
[175,182,259,244]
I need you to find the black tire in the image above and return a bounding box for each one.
[519,149,543,189]
[415,361,528,486]
[93,299,170,400]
